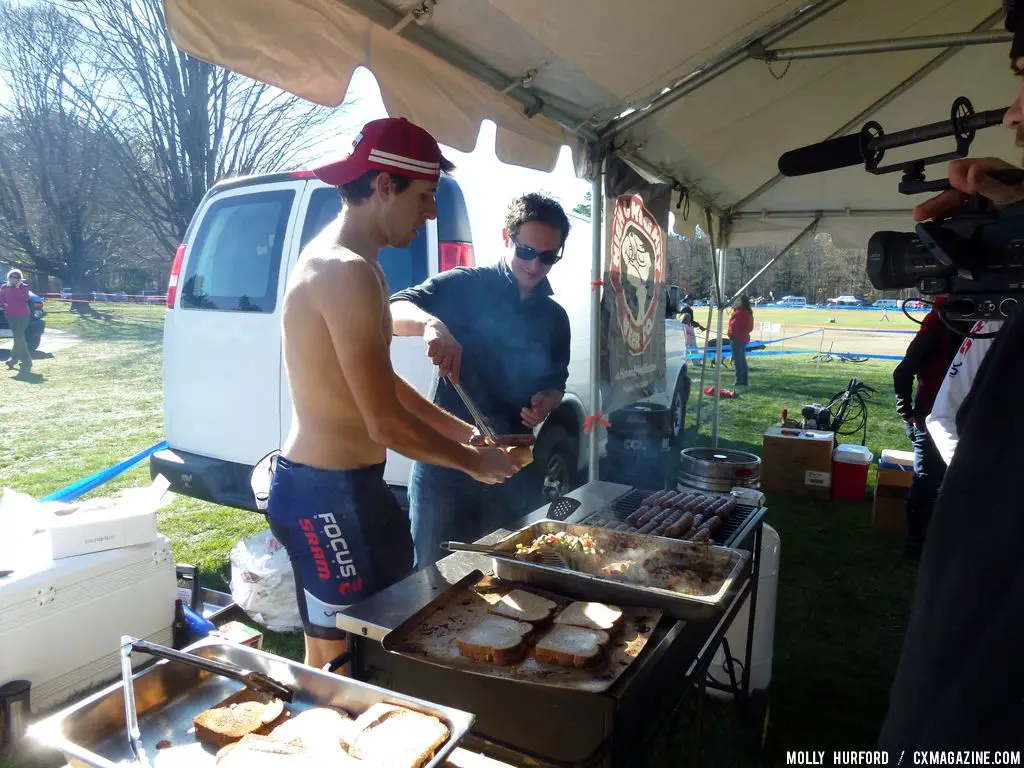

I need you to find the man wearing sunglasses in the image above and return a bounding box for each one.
[391,193,572,567]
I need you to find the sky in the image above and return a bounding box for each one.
[306,67,592,260]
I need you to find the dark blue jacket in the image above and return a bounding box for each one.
[391,261,570,435]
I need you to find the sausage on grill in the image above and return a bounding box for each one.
[651,509,684,536]
[657,491,680,508]
[690,528,711,543]
[664,512,694,538]
[642,490,667,507]
[672,493,696,509]
[626,506,650,526]
[638,506,661,525]
[638,507,675,534]
[718,498,739,518]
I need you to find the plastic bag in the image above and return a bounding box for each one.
[229,529,303,632]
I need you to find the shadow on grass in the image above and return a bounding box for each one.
[59,313,163,343]
[10,370,45,384]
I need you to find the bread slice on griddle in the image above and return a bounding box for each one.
[553,601,623,632]
[455,614,532,665]
[534,625,611,668]
[347,703,451,768]
[487,589,556,625]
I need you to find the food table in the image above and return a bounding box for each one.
[336,481,768,767]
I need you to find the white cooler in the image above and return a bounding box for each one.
[0,534,177,715]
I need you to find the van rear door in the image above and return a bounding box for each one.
[163,181,301,465]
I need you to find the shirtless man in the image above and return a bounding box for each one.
[264,117,517,670]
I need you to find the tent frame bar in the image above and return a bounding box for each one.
[338,0,600,142]
[753,29,1012,62]
[731,208,910,220]
[587,157,605,483]
[730,217,820,302]
[337,0,730,217]
[732,8,1008,214]
[601,0,850,137]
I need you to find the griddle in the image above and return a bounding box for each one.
[337,481,768,767]
[381,571,661,694]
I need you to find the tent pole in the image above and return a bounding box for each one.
[754,30,1011,62]
[730,218,819,302]
[587,158,605,483]
[711,246,728,448]
[692,290,716,435]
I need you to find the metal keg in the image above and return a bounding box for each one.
[677,447,761,493]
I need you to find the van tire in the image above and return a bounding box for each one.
[670,368,691,449]
[531,425,577,505]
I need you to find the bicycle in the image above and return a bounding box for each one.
[809,341,869,364]
[825,377,877,445]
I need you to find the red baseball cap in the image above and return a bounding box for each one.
[312,117,443,187]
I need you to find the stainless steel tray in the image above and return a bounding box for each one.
[488,522,751,622]
[28,637,474,768]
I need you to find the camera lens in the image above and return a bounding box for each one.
[867,231,944,290]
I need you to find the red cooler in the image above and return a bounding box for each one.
[831,444,874,501]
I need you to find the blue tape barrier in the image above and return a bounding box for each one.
[668,348,903,363]
[42,440,168,503]
[829,327,917,335]
[665,322,824,349]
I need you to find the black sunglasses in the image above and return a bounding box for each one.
[511,235,563,266]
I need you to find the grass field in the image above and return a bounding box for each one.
[750,306,923,331]
[1,302,919,767]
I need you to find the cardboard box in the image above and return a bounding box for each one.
[872,463,912,536]
[47,477,168,559]
[760,428,835,499]
[213,620,264,650]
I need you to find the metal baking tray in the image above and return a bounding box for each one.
[28,637,474,768]
[381,570,662,693]
[487,521,751,622]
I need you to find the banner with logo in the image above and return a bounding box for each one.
[600,192,668,413]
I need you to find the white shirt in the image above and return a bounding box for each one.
[925,319,1003,465]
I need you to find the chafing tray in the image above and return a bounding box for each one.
[28,637,474,768]
[381,570,661,693]
[487,521,751,622]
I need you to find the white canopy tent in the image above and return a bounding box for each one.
[162,0,1020,458]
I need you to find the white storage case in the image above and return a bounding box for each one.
[0,535,176,714]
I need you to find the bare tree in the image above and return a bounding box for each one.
[0,2,140,296]
[63,0,353,252]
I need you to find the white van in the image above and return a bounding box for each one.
[151,171,689,511]
[777,296,807,307]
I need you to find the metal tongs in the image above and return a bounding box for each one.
[447,375,496,444]
[119,636,294,766]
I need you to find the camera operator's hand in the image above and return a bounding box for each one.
[913,157,1024,222]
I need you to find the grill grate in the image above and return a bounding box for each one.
[581,488,758,547]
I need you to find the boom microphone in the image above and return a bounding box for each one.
[778,105,1009,178]
[777,133,865,177]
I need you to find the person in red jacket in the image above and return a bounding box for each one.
[0,269,32,373]
[727,295,754,386]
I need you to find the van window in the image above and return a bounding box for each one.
[300,187,428,293]
[181,190,295,312]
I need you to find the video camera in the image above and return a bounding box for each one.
[778,96,1024,323]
